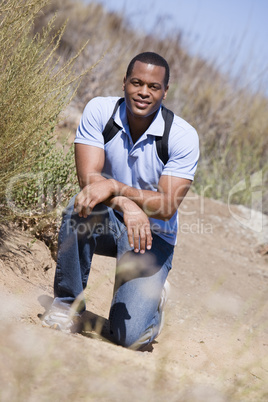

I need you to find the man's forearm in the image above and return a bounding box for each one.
[77,173,190,221]
[78,174,140,215]
[108,179,177,220]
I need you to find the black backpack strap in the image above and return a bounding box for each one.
[103,98,174,165]
[102,98,124,144]
[156,105,174,165]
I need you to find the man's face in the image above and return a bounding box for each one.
[123,61,169,120]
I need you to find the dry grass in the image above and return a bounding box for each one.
[0,0,92,219]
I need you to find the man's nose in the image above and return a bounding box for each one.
[138,85,149,97]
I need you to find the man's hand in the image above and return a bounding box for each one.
[74,181,152,253]
[74,180,113,218]
[122,199,152,254]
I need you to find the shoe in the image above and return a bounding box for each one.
[41,305,81,333]
[157,280,171,337]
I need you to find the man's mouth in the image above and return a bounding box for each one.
[133,99,150,108]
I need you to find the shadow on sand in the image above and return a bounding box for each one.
[37,294,155,352]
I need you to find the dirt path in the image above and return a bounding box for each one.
[0,193,267,401]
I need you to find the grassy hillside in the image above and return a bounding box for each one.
[1,0,267,225]
[34,0,268,213]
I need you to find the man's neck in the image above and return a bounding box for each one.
[127,112,156,143]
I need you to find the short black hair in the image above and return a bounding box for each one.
[126,52,170,87]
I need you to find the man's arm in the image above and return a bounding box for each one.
[74,144,192,221]
[109,175,192,220]
[75,143,105,188]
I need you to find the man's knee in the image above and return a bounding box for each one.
[63,202,109,238]
[109,304,154,349]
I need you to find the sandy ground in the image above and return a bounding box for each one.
[0,192,268,402]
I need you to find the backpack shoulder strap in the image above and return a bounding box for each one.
[156,105,174,165]
[102,98,124,144]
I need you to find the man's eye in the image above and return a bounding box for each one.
[132,81,140,86]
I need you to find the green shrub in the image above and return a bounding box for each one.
[0,0,87,220]
[5,139,79,217]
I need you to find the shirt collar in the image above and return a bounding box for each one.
[114,100,165,138]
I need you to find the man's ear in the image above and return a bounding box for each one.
[122,76,126,91]
[163,85,169,100]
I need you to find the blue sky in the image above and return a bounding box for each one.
[88,0,268,94]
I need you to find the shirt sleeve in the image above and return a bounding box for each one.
[74,97,106,149]
[161,121,200,181]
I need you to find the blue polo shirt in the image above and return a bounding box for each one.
[75,96,199,245]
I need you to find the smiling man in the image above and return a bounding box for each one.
[42,52,199,350]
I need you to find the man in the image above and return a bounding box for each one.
[42,52,199,350]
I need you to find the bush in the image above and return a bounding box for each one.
[5,139,79,217]
[0,0,87,220]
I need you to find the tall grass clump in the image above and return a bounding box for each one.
[0,0,90,220]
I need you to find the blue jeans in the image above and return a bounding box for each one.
[53,195,174,349]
